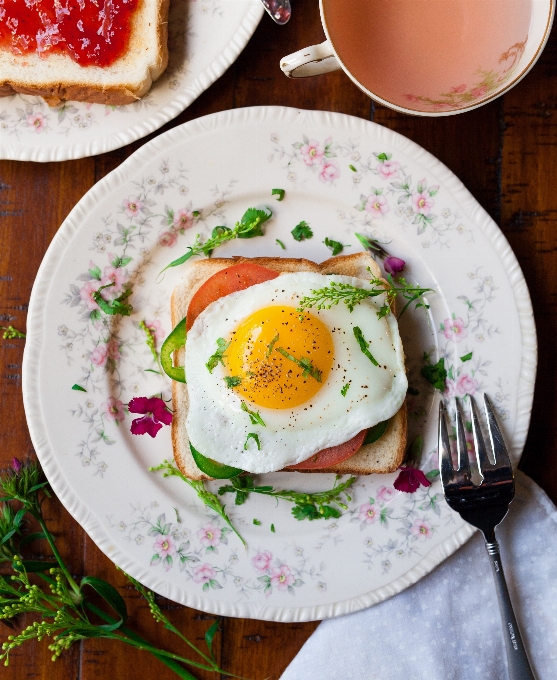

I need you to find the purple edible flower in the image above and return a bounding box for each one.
[393,466,431,494]
[11,457,22,474]
[383,256,406,275]
[129,397,172,438]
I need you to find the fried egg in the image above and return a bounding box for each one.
[185,272,407,473]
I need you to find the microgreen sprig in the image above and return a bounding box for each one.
[150,461,246,547]
[297,271,433,319]
[218,475,356,521]
[158,207,272,279]
[92,283,133,317]
[240,402,266,427]
[0,326,25,339]
[140,320,159,365]
[206,338,229,373]
[275,347,322,382]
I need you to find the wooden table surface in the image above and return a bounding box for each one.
[1,2,556,678]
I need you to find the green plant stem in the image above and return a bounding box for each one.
[34,515,81,601]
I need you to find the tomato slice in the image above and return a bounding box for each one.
[186,262,280,330]
[285,429,368,470]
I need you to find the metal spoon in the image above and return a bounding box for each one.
[260,0,291,24]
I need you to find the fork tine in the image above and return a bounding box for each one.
[455,399,471,478]
[438,401,453,485]
[470,395,493,476]
[484,394,511,469]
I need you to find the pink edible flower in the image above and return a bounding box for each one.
[383,256,405,275]
[393,466,432,494]
[129,396,172,437]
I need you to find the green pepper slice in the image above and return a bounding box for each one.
[363,419,389,445]
[160,317,187,383]
[190,443,243,479]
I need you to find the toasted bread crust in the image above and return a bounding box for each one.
[0,0,169,105]
[171,253,407,480]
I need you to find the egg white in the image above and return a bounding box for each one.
[185,272,407,473]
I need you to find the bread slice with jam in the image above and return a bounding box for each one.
[0,0,169,106]
[170,252,407,481]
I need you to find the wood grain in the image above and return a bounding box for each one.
[0,1,555,678]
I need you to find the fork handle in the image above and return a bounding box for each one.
[485,540,537,679]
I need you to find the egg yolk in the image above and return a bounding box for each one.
[225,306,334,409]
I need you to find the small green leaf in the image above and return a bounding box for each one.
[272,188,285,201]
[276,347,322,382]
[224,375,242,388]
[80,576,127,630]
[72,384,87,392]
[425,469,440,480]
[276,238,286,250]
[353,327,379,367]
[271,524,275,533]
[206,338,230,373]
[341,383,350,397]
[241,401,266,427]
[421,358,447,391]
[324,237,349,256]
[291,221,313,241]
[253,519,261,526]
[460,351,473,362]
[244,433,261,450]
[349,164,357,172]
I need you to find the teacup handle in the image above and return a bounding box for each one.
[280,40,342,78]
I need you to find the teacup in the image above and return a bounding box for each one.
[280,0,554,116]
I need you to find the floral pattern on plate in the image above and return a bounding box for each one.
[24,107,535,621]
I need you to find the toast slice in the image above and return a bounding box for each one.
[171,253,408,480]
[0,0,169,106]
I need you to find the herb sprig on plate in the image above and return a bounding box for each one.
[298,271,433,319]
[218,475,356,521]
[159,207,273,278]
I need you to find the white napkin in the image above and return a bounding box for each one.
[281,471,557,680]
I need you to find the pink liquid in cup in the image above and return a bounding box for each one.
[323,0,533,112]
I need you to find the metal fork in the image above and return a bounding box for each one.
[438,394,536,680]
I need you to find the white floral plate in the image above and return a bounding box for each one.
[0,0,263,162]
[23,107,536,621]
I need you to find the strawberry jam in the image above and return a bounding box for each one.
[0,0,140,67]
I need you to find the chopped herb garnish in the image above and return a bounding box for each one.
[276,238,286,250]
[349,164,357,172]
[291,221,313,241]
[353,327,379,367]
[71,384,87,392]
[421,356,447,391]
[460,351,473,362]
[341,383,350,397]
[92,283,133,317]
[224,375,242,388]
[298,272,433,319]
[241,401,266,427]
[272,188,285,201]
[276,347,322,382]
[158,207,272,278]
[271,524,275,533]
[218,475,355,521]
[244,433,261,450]
[253,519,262,526]
[267,333,280,357]
[206,338,229,373]
[324,237,349,256]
